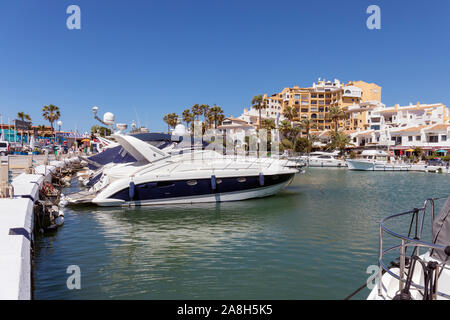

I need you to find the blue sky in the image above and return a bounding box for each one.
[0,0,449,133]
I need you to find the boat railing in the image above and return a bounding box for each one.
[378,197,450,299]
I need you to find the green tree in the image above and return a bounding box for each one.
[38,125,48,137]
[251,95,267,129]
[17,112,31,145]
[200,104,210,123]
[279,120,300,142]
[300,118,317,153]
[326,131,351,156]
[91,125,112,137]
[327,105,346,133]
[163,113,179,133]
[208,104,224,129]
[282,105,298,124]
[182,109,194,131]
[191,104,202,121]
[42,104,61,137]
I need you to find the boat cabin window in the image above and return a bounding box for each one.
[187,180,197,186]
[237,177,246,183]
[318,155,332,159]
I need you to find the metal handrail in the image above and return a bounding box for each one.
[378,197,448,299]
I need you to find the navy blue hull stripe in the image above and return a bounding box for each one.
[110,173,294,202]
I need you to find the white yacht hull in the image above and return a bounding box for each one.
[346,159,412,171]
[93,177,294,207]
[367,252,450,300]
[307,159,346,168]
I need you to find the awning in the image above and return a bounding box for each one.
[405,149,414,152]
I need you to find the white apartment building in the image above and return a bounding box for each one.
[238,96,285,127]
[348,102,450,155]
[217,117,257,146]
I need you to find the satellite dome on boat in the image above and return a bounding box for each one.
[173,123,187,136]
[103,112,115,125]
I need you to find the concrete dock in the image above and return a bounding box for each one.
[0,155,80,300]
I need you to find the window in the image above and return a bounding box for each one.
[428,136,439,143]
[442,135,447,142]
[408,136,413,142]
[416,136,421,141]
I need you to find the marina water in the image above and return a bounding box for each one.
[33,169,450,299]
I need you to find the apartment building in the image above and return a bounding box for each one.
[349,102,450,154]
[261,78,381,132]
[238,95,285,127]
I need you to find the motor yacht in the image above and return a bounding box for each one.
[296,151,345,168]
[65,133,299,207]
[306,152,346,168]
[367,195,450,300]
[346,150,411,171]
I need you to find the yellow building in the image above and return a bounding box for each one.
[266,78,382,132]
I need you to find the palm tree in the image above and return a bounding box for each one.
[261,118,276,131]
[252,95,266,129]
[163,113,179,133]
[191,104,202,121]
[279,120,300,142]
[200,104,210,122]
[182,109,193,131]
[17,112,31,145]
[38,125,47,137]
[328,131,351,156]
[300,118,317,154]
[208,105,224,129]
[42,104,60,138]
[282,105,298,125]
[327,105,346,134]
[163,114,170,133]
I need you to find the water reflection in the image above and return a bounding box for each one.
[33,170,450,299]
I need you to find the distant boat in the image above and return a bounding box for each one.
[307,152,346,168]
[346,150,411,171]
[296,151,346,168]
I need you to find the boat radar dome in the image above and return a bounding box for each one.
[116,123,128,133]
[103,112,115,125]
[172,123,187,136]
